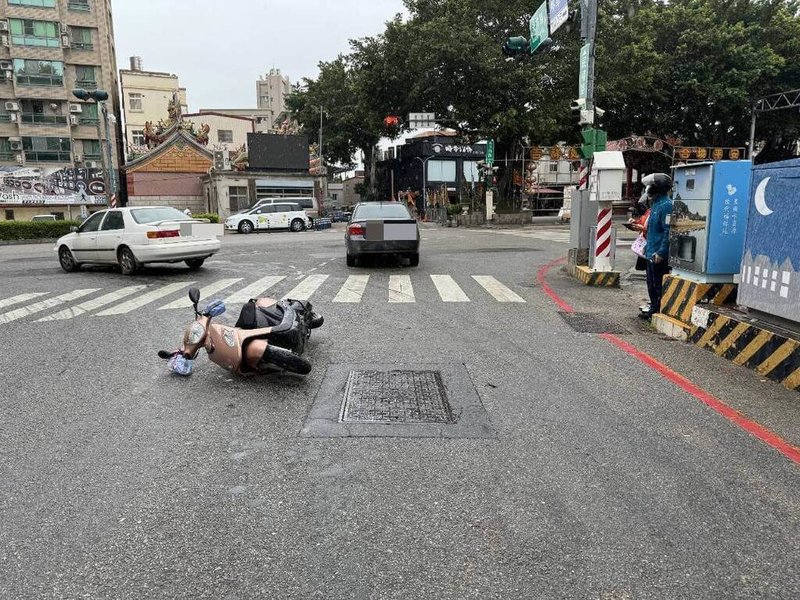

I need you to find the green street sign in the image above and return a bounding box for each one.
[486,140,495,166]
[529,2,550,53]
[580,128,608,159]
[579,43,590,99]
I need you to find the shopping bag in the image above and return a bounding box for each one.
[631,234,647,258]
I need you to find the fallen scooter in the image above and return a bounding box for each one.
[158,287,323,376]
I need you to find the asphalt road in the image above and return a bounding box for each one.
[1,224,798,599]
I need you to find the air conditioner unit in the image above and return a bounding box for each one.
[69,103,82,114]
[5,101,18,112]
[86,161,99,169]
[10,141,23,151]
[0,61,10,70]
[1,35,10,48]
[69,115,78,126]
[60,23,69,34]
[61,34,71,48]
[0,21,8,32]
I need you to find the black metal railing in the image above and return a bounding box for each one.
[21,113,68,125]
[15,74,64,87]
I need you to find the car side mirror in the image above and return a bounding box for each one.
[70,226,78,233]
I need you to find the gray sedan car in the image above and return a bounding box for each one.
[345,202,420,267]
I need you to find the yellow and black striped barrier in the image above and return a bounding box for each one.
[690,308,800,391]
[567,264,620,288]
[660,275,737,323]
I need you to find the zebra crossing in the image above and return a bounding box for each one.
[0,273,529,324]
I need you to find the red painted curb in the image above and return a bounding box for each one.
[536,257,800,465]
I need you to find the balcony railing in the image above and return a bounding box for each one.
[68,0,90,11]
[71,42,94,50]
[75,79,97,90]
[0,152,15,161]
[24,150,72,162]
[0,114,12,123]
[21,113,68,125]
[15,74,64,87]
[78,116,100,126]
[83,153,101,161]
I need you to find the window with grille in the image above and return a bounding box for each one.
[13,59,64,86]
[75,65,97,89]
[131,130,145,146]
[9,19,59,47]
[22,137,71,162]
[10,0,57,6]
[229,186,249,212]
[129,93,142,111]
[70,27,93,50]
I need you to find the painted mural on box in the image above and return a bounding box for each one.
[739,158,800,323]
[0,166,107,205]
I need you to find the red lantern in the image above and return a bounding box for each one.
[383,115,400,127]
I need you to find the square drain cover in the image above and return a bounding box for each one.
[301,363,495,438]
[559,312,630,334]
[340,370,454,424]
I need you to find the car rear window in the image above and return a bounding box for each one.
[352,204,412,220]
[131,207,192,224]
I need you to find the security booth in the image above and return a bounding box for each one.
[587,151,626,271]
[669,160,752,283]
[738,158,800,324]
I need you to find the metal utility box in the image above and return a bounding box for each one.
[669,160,752,283]
[588,151,625,202]
[738,158,800,324]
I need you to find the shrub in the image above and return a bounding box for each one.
[192,213,220,223]
[0,220,82,241]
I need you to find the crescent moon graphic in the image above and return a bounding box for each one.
[754,177,773,216]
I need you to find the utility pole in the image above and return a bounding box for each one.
[73,88,117,208]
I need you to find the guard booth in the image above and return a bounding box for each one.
[669,161,752,283]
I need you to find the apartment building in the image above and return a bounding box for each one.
[0,0,123,219]
[256,68,291,128]
[198,107,272,133]
[119,56,187,154]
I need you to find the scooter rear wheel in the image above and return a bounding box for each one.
[260,345,312,375]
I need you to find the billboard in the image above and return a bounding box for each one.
[247,133,309,172]
[0,166,107,205]
[739,158,800,323]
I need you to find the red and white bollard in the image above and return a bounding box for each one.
[593,203,614,272]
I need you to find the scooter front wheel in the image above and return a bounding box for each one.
[260,345,312,375]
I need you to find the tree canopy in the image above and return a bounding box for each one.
[288,0,800,192]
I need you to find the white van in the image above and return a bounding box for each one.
[225,201,311,234]
[253,196,319,219]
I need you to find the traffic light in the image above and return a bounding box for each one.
[502,36,530,57]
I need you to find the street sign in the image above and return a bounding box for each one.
[80,204,88,219]
[579,43,590,99]
[485,140,495,166]
[408,112,436,130]
[549,0,569,34]
[529,2,551,53]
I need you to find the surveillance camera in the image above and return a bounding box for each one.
[595,107,606,117]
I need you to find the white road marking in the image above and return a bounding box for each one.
[0,292,49,310]
[0,289,99,324]
[472,276,526,303]
[225,276,286,303]
[333,275,369,303]
[96,282,193,316]
[38,285,147,321]
[158,278,243,310]
[283,275,329,300]
[389,275,415,303]
[431,275,470,302]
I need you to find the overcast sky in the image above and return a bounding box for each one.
[112,0,407,111]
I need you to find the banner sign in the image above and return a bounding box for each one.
[0,166,108,206]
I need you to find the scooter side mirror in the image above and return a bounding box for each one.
[188,287,201,307]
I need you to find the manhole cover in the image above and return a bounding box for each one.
[559,312,631,334]
[340,370,454,424]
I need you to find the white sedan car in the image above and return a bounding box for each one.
[55,206,222,275]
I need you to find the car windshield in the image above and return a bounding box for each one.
[352,204,412,220]
[131,207,193,224]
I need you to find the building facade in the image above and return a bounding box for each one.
[256,68,291,129]
[198,108,272,133]
[184,111,254,153]
[0,0,123,220]
[120,57,187,156]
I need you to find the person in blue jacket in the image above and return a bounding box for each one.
[640,173,673,319]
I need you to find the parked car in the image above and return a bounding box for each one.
[31,214,57,222]
[55,206,221,275]
[225,202,311,234]
[345,202,420,267]
[251,196,320,220]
